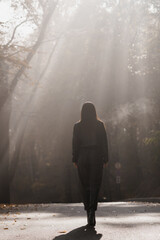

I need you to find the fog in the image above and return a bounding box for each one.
[0,0,160,203]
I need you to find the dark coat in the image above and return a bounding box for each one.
[72,120,108,164]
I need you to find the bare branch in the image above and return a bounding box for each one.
[21,2,41,27]
[5,19,32,47]
[0,0,59,112]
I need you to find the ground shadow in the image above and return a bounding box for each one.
[52,225,102,240]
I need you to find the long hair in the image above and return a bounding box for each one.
[81,102,98,124]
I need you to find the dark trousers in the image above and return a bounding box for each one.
[77,147,103,211]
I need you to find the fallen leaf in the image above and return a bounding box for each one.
[4,228,8,230]
[59,231,67,233]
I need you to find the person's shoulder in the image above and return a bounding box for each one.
[73,121,81,128]
[97,119,104,126]
[97,120,107,129]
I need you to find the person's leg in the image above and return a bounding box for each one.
[87,148,103,226]
[77,149,90,211]
[89,149,103,211]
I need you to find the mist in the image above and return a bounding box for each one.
[0,0,160,203]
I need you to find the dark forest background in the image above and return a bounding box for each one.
[0,0,160,203]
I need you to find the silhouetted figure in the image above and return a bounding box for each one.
[72,102,108,226]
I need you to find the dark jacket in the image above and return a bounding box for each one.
[72,120,108,164]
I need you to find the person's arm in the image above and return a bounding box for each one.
[101,122,109,165]
[72,124,79,166]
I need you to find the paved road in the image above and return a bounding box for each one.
[0,202,160,240]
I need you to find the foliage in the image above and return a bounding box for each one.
[144,131,160,165]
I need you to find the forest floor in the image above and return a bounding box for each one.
[0,201,160,240]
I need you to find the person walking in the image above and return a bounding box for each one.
[72,102,109,227]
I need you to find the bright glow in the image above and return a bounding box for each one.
[0,0,13,22]
[0,0,37,43]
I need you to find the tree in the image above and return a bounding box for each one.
[0,0,58,203]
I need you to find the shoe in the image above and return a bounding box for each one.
[88,210,96,226]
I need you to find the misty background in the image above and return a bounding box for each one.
[0,0,160,203]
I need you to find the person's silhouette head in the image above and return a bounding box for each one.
[81,102,97,123]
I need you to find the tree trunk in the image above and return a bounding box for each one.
[0,61,10,203]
